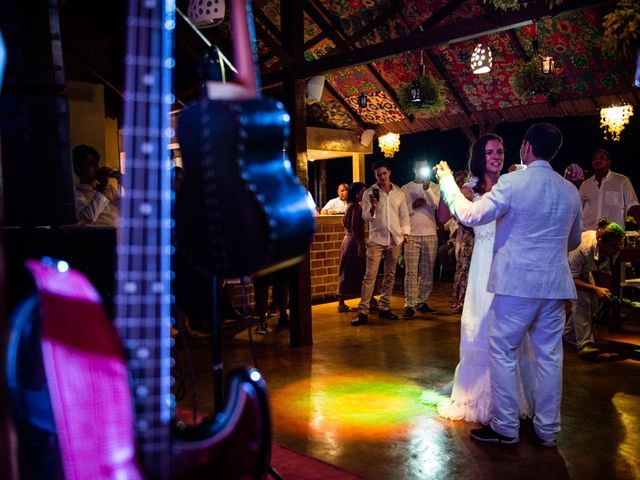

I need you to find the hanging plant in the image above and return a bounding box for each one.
[484,0,565,11]
[601,0,640,59]
[509,57,562,99]
[398,75,446,116]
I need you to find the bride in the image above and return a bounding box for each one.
[430,134,533,424]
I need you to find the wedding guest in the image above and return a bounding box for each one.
[437,170,472,313]
[336,182,378,312]
[564,217,624,359]
[321,183,349,215]
[72,144,121,228]
[579,149,640,231]
[352,160,410,326]
[401,160,440,318]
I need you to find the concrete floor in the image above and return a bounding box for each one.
[175,280,640,480]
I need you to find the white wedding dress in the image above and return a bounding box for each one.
[436,198,534,424]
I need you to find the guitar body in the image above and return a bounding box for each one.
[172,368,272,479]
[6,260,272,479]
[176,96,315,278]
[6,294,63,480]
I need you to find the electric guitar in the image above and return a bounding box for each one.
[175,0,315,279]
[116,0,271,478]
[6,1,272,479]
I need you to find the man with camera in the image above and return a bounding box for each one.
[352,160,410,326]
[72,144,121,228]
[401,160,440,318]
[565,217,625,359]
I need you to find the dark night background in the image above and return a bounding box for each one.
[314,111,639,207]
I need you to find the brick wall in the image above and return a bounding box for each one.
[311,215,345,302]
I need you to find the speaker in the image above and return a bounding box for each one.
[188,0,225,28]
[0,0,76,227]
[360,129,375,147]
[306,75,325,104]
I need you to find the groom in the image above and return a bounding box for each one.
[434,123,582,447]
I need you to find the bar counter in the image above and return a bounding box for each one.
[310,215,345,302]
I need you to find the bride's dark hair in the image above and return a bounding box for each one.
[467,133,504,195]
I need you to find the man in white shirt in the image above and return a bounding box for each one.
[579,149,640,231]
[72,144,121,228]
[401,160,440,318]
[320,183,349,214]
[352,161,410,326]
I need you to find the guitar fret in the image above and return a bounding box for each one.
[124,54,163,69]
[123,125,165,137]
[126,16,163,30]
[116,244,169,255]
[124,92,167,104]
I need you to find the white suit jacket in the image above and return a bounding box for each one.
[440,160,582,300]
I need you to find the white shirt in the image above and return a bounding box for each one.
[569,230,615,280]
[362,183,410,246]
[321,196,347,214]
[401,180,440,236]
[579,170,639,231]
[75,183,121,228]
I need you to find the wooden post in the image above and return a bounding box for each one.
[352,153,365,182]
[281,0,312,347]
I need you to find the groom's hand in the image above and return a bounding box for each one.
[434,161,453,181]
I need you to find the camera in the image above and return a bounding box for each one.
[419,165,430,180]
[372,186,380,201]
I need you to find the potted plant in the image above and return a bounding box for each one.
[398,75,446,117]
[601,0,640,59]
[509,57,562,99]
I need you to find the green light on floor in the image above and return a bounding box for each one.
[272,372,435,440]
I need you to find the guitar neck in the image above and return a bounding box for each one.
[115,1,174,478]
[206,0,260,100]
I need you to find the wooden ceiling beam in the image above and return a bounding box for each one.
[302,0,353,57]
[342,4,400,50]
[366,65,411,121]
[323,82,368,130]
[301,0,409,121]
[416,0,467,31]
[253,20,299,70]
[300,0,609,77]
[425,50,472,116]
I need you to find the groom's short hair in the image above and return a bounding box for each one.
[524,123,563,161]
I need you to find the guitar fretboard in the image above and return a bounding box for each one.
[114,1,174,478]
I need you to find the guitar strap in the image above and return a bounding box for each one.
[26,260,142,480]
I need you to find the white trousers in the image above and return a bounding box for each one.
[489,294,565,441]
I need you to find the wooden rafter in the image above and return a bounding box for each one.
[302,0,353,57]
[300,0,608,77]
[301,0,410,121]
[395,1,469,118]
[323,82,368,130]
[425,50,472,116]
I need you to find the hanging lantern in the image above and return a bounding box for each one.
[541,55,555,75]
[470,42,492,74]
[358,92,368,109]
[378,132,400,158]
[409,82,423,103]
[600,105,634,141]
